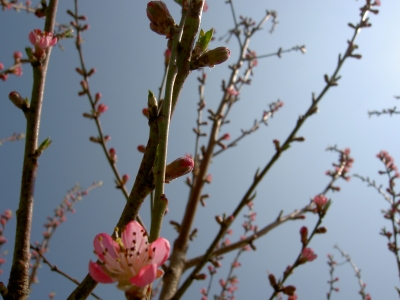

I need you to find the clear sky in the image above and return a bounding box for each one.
[1,0,400,299]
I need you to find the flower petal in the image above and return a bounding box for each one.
[129,263,157,288]
[28,31,37,46]
[122,221,148,251]
[89,261,114,283]
[149,237,170,266]
[93,233,119,261]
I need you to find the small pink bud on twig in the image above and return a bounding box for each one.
[122,174,130,184]
[13,51,22,62]
[97,103,108,114]
[300,226,308,246]
[87,68,96,76]
[165,156,195,183]
[94,93,102,104]
[299,247,317,264]
[220,133,230,141]
[282,285,296,296]
[142,108,149,118]
[137,145,146,153]
[109,148,117,162]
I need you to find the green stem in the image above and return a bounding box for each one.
[150,0,204,243]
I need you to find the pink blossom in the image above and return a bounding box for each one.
[205,174,212,183]
[313,195,327,207]
[246,50,258,67]
[0,74,8,81]
[374,0,381,6]
[29,29,57,50]
[13,66,23,77]
[227,86,239,96]
[0,63,4,70]
[219,279,226,287]
[300,247,317,262]
[2,210,12,220]
[97,103,108,114]
[13,51,22,61]
[232,261,241,268]
[89,221,170,290]
[203,1,209,12]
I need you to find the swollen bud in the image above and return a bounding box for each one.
[195,47,230,69]
[300,226,308,246]
[165,156,194,183]
[9,91,29,111]
[147,1,177,38]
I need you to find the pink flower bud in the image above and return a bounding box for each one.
[142,108,149,118]
[300,226,308,246]
[165,156,195,183]
[203,1,209,12]
[137,145,146,153]
[226,86,239,96]
[12,66,23,76]
[205,174,212,184]
[97,103,108,114]
[87,68,96,76]
[147,1,176,38]
[164,49,171,66]
[13,51,22,61]
[95,93,102,103]
[221,133,230,141]
[122,174,130,183]
[109,148,117,162]
[2,210,12,220]
[299,247,317,264]
[313,195,328,207]
[0,74,8,81]
[0,63,4,70]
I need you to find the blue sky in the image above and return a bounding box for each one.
[1,0,400,299]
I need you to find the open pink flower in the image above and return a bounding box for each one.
[299,247,317,263]
[29,29,57,50]
[313,195,327,207]
[89,221,170,290]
